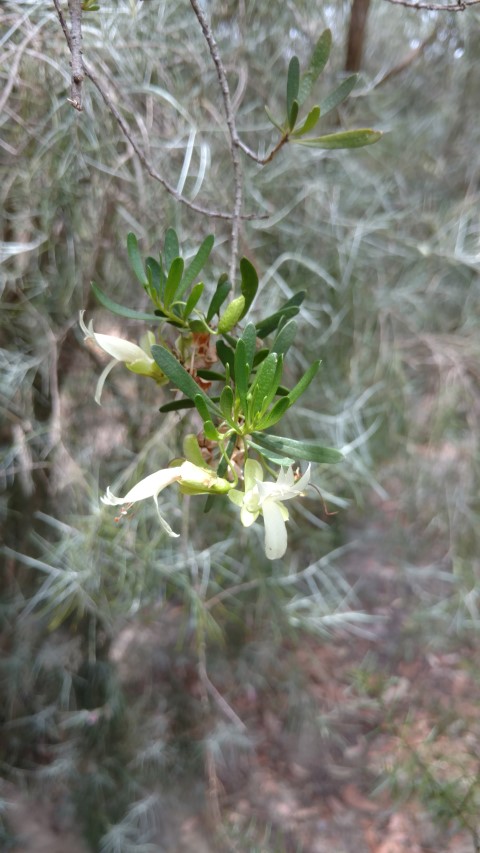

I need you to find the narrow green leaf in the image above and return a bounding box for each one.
[252,432,344,464]
[160,399,195,413]
[234,338,249,411]
[251,353,279,417]
[297,29,332,107]
[218,296,245,334]
[164,257,185,308]
[288,98,299,131]
[286,360,321,406]
[286,56,300,122]
[290,105,321,138]
[91,282,162,322]
[164,227,179,271]
[296,129,383,149]
[241,322,257,369]
[194,393,212,425]
[183,281,204,318]
[220,385,234,423]
[271,318,297,356]
[206,274,231,323]
[239,258,259,319]
[127,232,147,285]
[203,420,221,441]
[145,256,164,300]
[265,105,285,133]
[319,74,357,117]
[196,369,226,382]
[255,291,306,339]
[255,396,290,430]
[216,340,235,376]
[178,234,214,298]
[246,439,294,467]
[151,344,219,414]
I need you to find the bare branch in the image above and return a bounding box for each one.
[189,0,243,282]
[67,0,84,111]
[383,0,480,10]
[376,26,437,86]
[52,0,264,221]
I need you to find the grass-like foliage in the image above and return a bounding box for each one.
[2,1,480,850]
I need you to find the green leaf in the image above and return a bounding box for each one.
[203,420,221,441]
[286,55,300,125]
[183,433,209,468]
[239,258,259,319]
[127,232,147,285]
[164,257,185,308]
[234,338,249,412]
[206,274,231,323]
[216,340,235,376]
[145,256,164,301]
[220,385,235,423]
[183,281,204,318]
[188,317,212,334]
[319,74,357,117]
[246,439,295,467]
[255,396,290,430]
[286,360,321,406]
[265,105,285,133]
[159,399,195,413]
[298,29,332,107]
[288,99,299,132]
[271,318,297,355]
[250,353,281,418]
[151,344,220,414]
[251,432,343,464]
[295,129,383,149]
[194,393,211,425]
[91,282,162,322]
[290,105,321,138]
[196,369,226,382]
[164,227,179,271]
[178,234,214,299]
[218,296,245,334]
[241,322,257,370]
[255,291,306,339]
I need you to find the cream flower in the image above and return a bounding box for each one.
[80,311,166,403]
[228,460,311,560]
[102,460,231,537]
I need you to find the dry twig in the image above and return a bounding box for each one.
[383,0,480,10]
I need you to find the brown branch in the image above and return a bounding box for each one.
[52,0,265,222]
[376,26,438,87]
[189,0,243,282]
[383,0,480,10]
[67,0,84,110]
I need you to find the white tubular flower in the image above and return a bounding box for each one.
[101,461,231,537]
[228,460,311,560]
[79,311,166,404]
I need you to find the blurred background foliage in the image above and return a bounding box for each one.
[1,1,480,850]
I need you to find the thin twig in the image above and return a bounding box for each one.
[383,0,480,10]
[52,0,264,222]
[376,26,437,87]
[189,0,243,283]
[67,0,84,110]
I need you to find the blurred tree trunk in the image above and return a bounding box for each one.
[345,0,371,72]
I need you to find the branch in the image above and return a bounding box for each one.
[383,0,480,10]
[67,0,84,110]
[189,0,243,282]
[52,0,264,222]
[376,26,437,87]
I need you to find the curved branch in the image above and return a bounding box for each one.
[383,0,480,10]
[52,0,264,221]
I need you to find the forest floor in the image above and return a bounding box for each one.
[4,477,480,853]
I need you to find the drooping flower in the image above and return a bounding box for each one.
[80,311,166,403]
[228,459,311,560]
[101,460,231,537]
